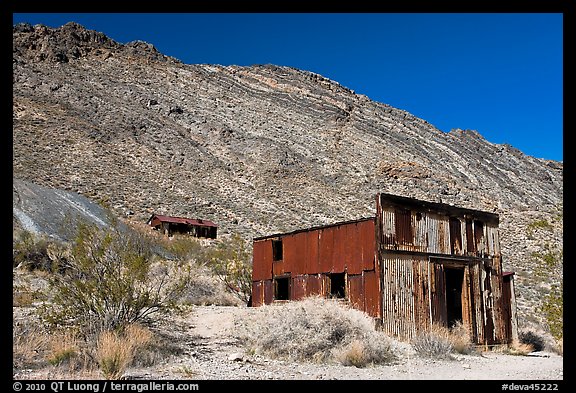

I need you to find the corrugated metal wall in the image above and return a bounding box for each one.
[251,193,515,345]
[251,218,381,317]
[376,193,514,345]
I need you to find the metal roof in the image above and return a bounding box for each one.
[148,214,218,227]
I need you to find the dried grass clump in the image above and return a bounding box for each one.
[412,322,475,359]
[505,339,535,356]
[412,324,455,360]
[235,296,398,367]
[95,323,154,379]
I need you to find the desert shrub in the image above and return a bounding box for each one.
[235,296,398,367]
[40,220,190,335]
[13,230,54,271]
[539,283,563,341]
[412,324,454,360]
[205,234,252,304]
[448,321,475,355]
[519,329,545,352]
[505,340,534,356]
[179,264,241,306]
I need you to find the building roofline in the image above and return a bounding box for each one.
[378,192,499,224]
[253,217,375,241]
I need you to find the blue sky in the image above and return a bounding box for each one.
[12,13,563,162]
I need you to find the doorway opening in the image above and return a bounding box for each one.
[445,267,464,328]
[274,276,290,300]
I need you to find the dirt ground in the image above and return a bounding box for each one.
[14,305,563,381]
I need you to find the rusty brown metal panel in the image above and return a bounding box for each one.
[283,232,306,275]
[272,259,285,276]
[252,281,264,307]
[431,262,447,326]
[411,258,431,333]
[363,269,381,318]
[304,230,320,274]
[360,218,375,271]
[332,225,346,273]
[264,280,274,305]
[471,263,484,343]
[380,254,415,340]
[306,274,322,296]
[348,274,364,312]
[252,240,273,281]
[394,207,413,246]
[318,226,335,272]
[292,275,307,301]
[342,223,356,273]
[435,214,451,254]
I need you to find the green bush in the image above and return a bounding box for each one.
[13,230,53,271]
[205,234,253,304]
[41,220,190,334]
[539,283,563,341]
[519,330,545,352]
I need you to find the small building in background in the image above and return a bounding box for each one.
[251,192,518,345]
[147,214,217,239]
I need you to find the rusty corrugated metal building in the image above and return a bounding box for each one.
[251,193,518,345]
[147,214,218,239]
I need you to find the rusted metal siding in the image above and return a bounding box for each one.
[292,275,307,300]
[348,274,364,311]
[318,226,335,272]
[306,274,322,295]
[381,254,416,340]
[252,239,273,281]
[263,280,274,305]
[252,281,264,307]
[283,233,304,275]
[376,193,512,345]
[502,273,519,343]
[305,231,320,274]
[363,269,381,318]
[380,207,451,254]
[251,280,275,307]
[361,220,376,271]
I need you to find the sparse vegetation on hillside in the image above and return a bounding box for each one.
[525,215,563,343]
[234,296,399,367]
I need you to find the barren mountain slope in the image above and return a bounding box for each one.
[13,22,563,329]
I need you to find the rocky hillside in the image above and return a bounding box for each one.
[12,22,563,328]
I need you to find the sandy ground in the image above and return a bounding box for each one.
[134,305,564,381]
[14,305,564,381]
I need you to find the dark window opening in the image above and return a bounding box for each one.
[272,239,283,261]
[274,277,290,300]
[395,208,413,244]
[329,273,346,299]
[445,268,464,328]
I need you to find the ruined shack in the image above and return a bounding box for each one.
[147,214,217,239]
[251,193,518,345]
